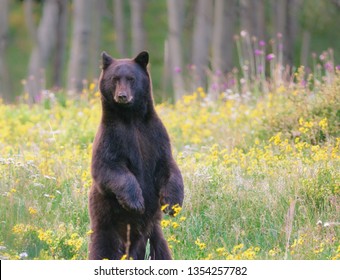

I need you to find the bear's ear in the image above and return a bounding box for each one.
[101,51,113,70]
[134,51,149,69]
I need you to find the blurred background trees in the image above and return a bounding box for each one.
[0,0,339,103]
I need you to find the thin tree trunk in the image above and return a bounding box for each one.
[212,0,236,74]
[273,0,301,66]
[192,0,213,88]
[27,0,59,102]
[114,0,127,57]
[0,0,11,103]
[284,0,301,66]
[273,0,286,37]
[240,0,251,34]
[67,0,93,94]
[253,0,265,40]
[167,0,185,100]
[130,0,145,54]
[240,0,265,39]
[24,0,37,101]
[89,0,103,81]
[24,0,38,43]
[53,0,68,89]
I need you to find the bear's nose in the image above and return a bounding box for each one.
[117,92,128,103]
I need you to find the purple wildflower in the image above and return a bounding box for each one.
[324,62,333,71]
[254,49,263,56]
[215,69,222,76]
[228,79,236,88]
[336,65,340,71]
[211,83,219,91]
[259,40,266,47]
[174,66,181,73]
[35,93,42,103]
[257,64,264,74]
[266,53,275,61]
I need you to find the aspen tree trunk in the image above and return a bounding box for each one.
[240,0,251,34]
[67,0,93,94]
[285,0,301,66]
[273,0,301,66]
[240,0,265,39]
[253,0,265,40]
[130,0,146,54]
[211,0,237,98]
[167,0,185,100]
[114,0,127,57]
[27,0,59,102]
[0,0,11,103]
[89,0,103,81]
[53,0,68,89]
[212,0,236,74]
[192,0,213,88]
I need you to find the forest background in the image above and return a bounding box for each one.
[0,0,340,103]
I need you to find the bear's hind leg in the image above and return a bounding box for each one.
[128,236,148,260]
[88,228,123,260]
[150,224,172,260]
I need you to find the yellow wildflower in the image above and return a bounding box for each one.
[161,204,169,211]
[179,216,186,222]
[216,247,225,256]
[28,207,37,215]
[195,238,206,250]
[161,219,171,228]
[318,118,328,130]
[171,204,182,216]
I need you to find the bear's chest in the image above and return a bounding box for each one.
[108,122,160,172]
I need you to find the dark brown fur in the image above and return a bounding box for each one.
[88,51,184,260]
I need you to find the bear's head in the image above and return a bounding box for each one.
[99,51,153,117]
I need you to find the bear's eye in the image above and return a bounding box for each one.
[112,76,119,83]
[126,76,135,83]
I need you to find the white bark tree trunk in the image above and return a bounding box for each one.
[273,0,301,66]
[212,0,236,74]
[114,0,127,57]
[167,0,185,100]
[0,0,11,102]
[27,0,59,102]
[53,0,68,89]
[67,0,93,94]
[130,0,146,54]
[192,0,213,88]
[240,0,265,39]
[89,0,103,81]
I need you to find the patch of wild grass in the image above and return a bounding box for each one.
[0,66,339,259]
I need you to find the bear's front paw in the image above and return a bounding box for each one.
[126,198,145,214]
[118,196,145,214]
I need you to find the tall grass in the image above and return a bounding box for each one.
[0,35,339,259]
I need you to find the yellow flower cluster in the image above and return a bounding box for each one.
[195,238,207,250]
[194,243,261,260]
[65,233,84,253]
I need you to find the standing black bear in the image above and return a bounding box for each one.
[88,51,184,260]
